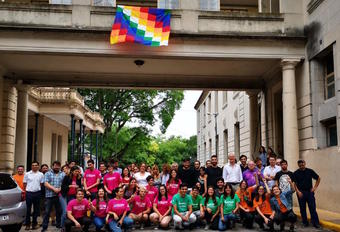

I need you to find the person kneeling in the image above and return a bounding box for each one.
[172,183,197,229]
[106,187,133,232]
[90,187,109,232]
[150,185,172,229]
[128,187,152,229]
[202,186,220,230]
[65,188,91,232]
[218,183,240,231]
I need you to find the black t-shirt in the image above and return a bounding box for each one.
[274,170,295,192]
[178,166,195,188]
[240,165,248,173]
[294,168,319,192]
[206,166,222,188]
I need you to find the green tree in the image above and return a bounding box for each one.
[78,89,184,159]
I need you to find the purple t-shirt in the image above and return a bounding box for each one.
[242,168,263,187]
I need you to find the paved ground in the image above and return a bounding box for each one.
[14,221,331,232]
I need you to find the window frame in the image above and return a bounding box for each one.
[324,52,335,100]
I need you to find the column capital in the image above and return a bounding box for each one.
[281,58,301,70]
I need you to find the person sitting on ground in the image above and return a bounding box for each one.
[146,175,158,203]
[106,186,134,232]
[215,177,225,198]
[150,184,173,229]
[172,183,197,229]
[270,180,297,232]
[128,186,152,229]
[104,163,122,199]
[254,179,275,231]
[65,188,91,232]
[190,186,204,224]
[218,183,240,231]
[236,179,258,229]
[202,186,220,230]
[90,187,108,232]
[166,169,182,198]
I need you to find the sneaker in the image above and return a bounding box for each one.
[154,226,159,230]
[289,224,295,232]
[313,224,321,229]
[204,225,209,230]
[140,224,144,230]
[25,225,30,230]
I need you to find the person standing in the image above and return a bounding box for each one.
[294,160,321,228]
[84,159,101,200]
[242,161,263,187]
[134,163,151,188]
[42,161,65,232]
[239,155,248,173]
[178,158,196,188]
[23,161,44,230]
[160,163,171,185]
[274,160,295,206]
[152,164,162,189]
[263,155,281,189]
[13,165,25,191]
[222,153,243,190]
[258,146,267,167]
[206,155,222,188]
[103,163,122,199]
[166,169,182,198]
[112,159,122,175]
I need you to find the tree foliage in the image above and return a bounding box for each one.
[77,89,184,158]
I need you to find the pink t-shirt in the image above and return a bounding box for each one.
[166,179,182,197]
[130,195,152,215]
[84,169,101,193]
[92,199,108,218]
[103,172,122,192]
[146,185,158,203]
[154,196,172,215]
[107,198,130,222]
[67,199,89,219]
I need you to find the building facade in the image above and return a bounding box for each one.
[0,0,339,212]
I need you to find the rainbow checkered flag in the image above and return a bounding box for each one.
[110,5,171,46]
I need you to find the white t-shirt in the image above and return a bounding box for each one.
[23,170,44,192]
[222,163,243,183]
[134,172,150,187]
[263,165,281,188]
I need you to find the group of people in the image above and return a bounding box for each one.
[12,146,321,232]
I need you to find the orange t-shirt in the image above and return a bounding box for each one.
[236,186,256,212]
[254,194,272,215]
[13,174,24,191]
[276,196,287,213]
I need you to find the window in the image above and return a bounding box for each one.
[204,142,207,161]
[50,0,72,4]
[208,94,212,121]
[325,52,335,99]
[0,174,17,190]
[200,0,219,11]
[203,102,206,127]
[328,124,337,147]
[223,129,228,157]
[197,110,200,133]
[158,0,179,9]
[220,0,258,13]
[116,0,157,7]
[93,0,114,7]
[234,122,240,159]
[209,139,212,156]
[215,91,219,113]
[215,135,219,156]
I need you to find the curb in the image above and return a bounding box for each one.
[296,214,340,232]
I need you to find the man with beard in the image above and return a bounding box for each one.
[178,158,196,188]
[41,161,65,232]
[214,177,225,197]
[205,155,222,188]
[274,160,295,206]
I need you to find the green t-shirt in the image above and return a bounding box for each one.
[191,195,203,211]
[202,196,220,214]
[171,193,193,213]
[220,194,240,214]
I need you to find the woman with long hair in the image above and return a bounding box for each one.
[134,163,151,188]
[218,183,240,231]
[166,169,182,198]
[106,186,133,232]
[202,186,220,230]
[121,167,131,187]
[259,146,267,167]
[152,164,162,189]
[160,163,171,185]
[198,167,207,197]
[90,187,109,232]
[270,178,297,232]
[124,178,138,203]
[150,184,172,229]
[236,179,258,229]
[61,166,82,203]
[254,179,275,231]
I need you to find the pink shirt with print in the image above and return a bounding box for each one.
[84,169,101,193]
[67,199,89,219]
[130,195,152,215]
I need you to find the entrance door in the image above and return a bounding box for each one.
[274,91,284,158]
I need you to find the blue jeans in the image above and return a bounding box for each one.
[42,196,61,229]
[94,216,106,230]
[59,196,67,228]
[25,191,41,225]
[108,217,134,232]
[218,213,236,231]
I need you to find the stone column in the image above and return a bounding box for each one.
[281,59,300,170]
[15,86,28,167]
[260,91,267,148]
[248,91,259,160]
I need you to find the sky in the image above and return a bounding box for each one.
[152,90,202,138]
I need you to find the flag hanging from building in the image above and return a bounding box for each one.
[110,5,171,46]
